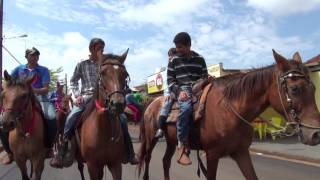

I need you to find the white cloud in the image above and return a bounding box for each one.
[5,0,320,86]
[16,0,101,24]
[247,0,320,16]
[3,25,90,81]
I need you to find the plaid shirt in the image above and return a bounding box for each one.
[70,59,98,97]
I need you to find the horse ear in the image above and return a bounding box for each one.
[97,49,104,64]
[273,49,289,71]
[120,48,129,64]
[3,70,11,82]
[25,74,36,85]
[292,51,302,63]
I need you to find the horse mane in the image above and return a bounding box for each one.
[214,64,275,101]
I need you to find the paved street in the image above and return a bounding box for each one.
[0,141,319,180]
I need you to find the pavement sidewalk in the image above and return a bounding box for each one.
[250,135,320,164]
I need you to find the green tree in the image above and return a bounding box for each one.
[49,67,63,91]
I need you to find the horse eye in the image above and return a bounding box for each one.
[290,85,302,95]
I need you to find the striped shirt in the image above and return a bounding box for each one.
[167,51,208,95]
[70,59,98,97]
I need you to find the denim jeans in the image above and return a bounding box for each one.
[160,98,174,117]
[63,98,90,139]
[35,94,56,120]
[36,94,57,147]
[177,86,193,145]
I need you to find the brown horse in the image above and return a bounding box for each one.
[79,50,130,180]
[0,71,46,180]
[55,94,73,135]
[138,50,320,180]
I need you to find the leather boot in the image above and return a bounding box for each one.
[177,145,192,166]
[155,115,167,138]
[154,129,164,138]
[50,139,68,168]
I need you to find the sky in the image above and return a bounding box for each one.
[2,0,320,87]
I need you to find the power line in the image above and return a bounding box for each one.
[2,45,22,64]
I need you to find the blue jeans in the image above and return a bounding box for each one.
[63,99,90,139]
[36,95,56,120]
[160,98,174,117]
[177,86,193,145]
[36,94,57,147]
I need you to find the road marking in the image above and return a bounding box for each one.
[250,151,320,168]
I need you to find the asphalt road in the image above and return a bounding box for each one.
[0,141,319,180]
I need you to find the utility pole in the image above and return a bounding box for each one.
[0,0,3,89]
[65,73,68,94]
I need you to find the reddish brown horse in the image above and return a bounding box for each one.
[0,71,46,180]
[138,50,320,180]
[55,94,73,135]
[79,50,130,180]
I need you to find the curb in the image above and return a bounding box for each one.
[249,147,320,167]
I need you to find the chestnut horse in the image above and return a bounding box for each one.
[79,50,130,180]
[138,50,320,180]
[55,94,73,135]
[0,71,46,180]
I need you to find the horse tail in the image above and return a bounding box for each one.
[138,115,146,177]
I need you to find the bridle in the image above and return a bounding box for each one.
[227,66,320,137]
[0,91,36,136]
[96,61,130,112]
[1,92,31,122]
[277,68,320,137]
[95,60,130,142]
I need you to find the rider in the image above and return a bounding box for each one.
[154,47,177,138]
[167,32,208,165]
[0,47,57,164]
[49,80,66,110]
[50,38,138,168]
[125,88,143,121]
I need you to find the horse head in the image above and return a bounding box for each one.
[96,49,130,114]
[57,94,73,114]
[0,70,35,132]
[270,50,320,145]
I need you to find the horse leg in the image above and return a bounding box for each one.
[143,139,157,180]
[206,150,219,180]
[15,157,30,180]
[163,142,175,180]
[30,155,45,180]
[107,162,122,180]
[87,162,102,180]
[230,149,258,180]
[77,160,85,180]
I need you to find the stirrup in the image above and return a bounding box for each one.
[154,129,164,138]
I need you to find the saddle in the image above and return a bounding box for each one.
[166,77,214,123]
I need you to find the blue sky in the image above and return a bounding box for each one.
[3,0,320,86]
